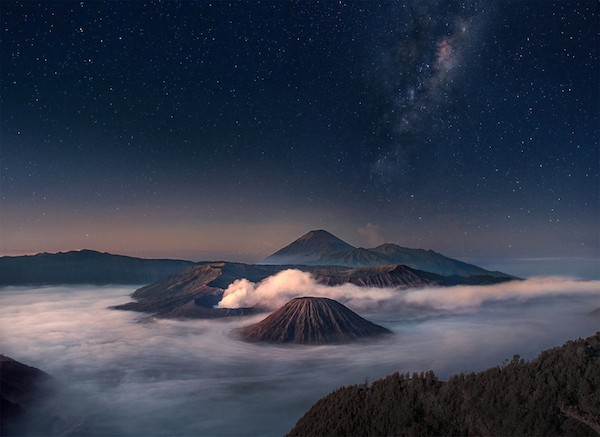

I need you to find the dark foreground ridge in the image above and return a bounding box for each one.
[0,355,50,435]
[288,332,600,436]
[240,297,391,344]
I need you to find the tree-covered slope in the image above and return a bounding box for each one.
[0,355,50,435]
[288,332,600,436]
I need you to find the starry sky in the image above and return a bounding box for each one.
[1,1,598,270]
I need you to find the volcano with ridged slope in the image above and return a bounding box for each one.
[240,297,391,344]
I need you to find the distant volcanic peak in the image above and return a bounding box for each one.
[262,230,356,264]
[241,297,391,345]
[260,230,511,278]
[297,229,349,243]
[290,230,354,252]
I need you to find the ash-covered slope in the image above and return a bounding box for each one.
[241,297,391,344]
[113,262,293,316]
[315,264,511,287]
[315,265,442,288]
[113,263,224,314]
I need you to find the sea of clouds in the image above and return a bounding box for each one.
[0,277,598,436]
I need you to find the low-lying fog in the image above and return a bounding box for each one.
[1,279,598,436]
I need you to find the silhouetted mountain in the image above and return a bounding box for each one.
[0,355,49,435]
[0,250,194,285]
[261,230,355,265]
[0,231,512,286]
[114,261,515,319]
[288,332,600,436]
[241,297,391,344]
[369,244,506,277]
[315,264,512,287]
[113,262,292,316]
[114,263,224,314]
[261,230,512,278]
[315,265,442,288]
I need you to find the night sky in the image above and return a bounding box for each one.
[1,1,598,268]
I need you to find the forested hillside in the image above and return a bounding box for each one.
[288,332,600,436]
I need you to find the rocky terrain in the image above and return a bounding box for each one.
[240,297,391,344]
[114,259,515,319]
[315,264,442,288]
[112,262,292,316]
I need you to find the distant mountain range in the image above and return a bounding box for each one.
[0,230,512,290]
[261,230,510,278]
[0,250,193,285]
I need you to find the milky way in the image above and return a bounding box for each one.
[1,1,597,266]
[371,1,490,182]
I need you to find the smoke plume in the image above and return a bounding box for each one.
[218,269,600,313]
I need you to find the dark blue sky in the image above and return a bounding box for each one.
[1,1,598,267]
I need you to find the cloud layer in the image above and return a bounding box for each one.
[218,269,600,313]
[0,282,598,436]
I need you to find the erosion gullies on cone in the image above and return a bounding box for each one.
[240,297,392,344]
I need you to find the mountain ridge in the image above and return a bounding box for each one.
[288,332,600,436]
[114,262,514,319]
[0,355,50,435]
[262,230,511,278]
[0,230,513,287]
[0,250,194,285]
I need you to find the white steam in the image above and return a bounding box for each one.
[218,269,600,312]
[218,269,319,309]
